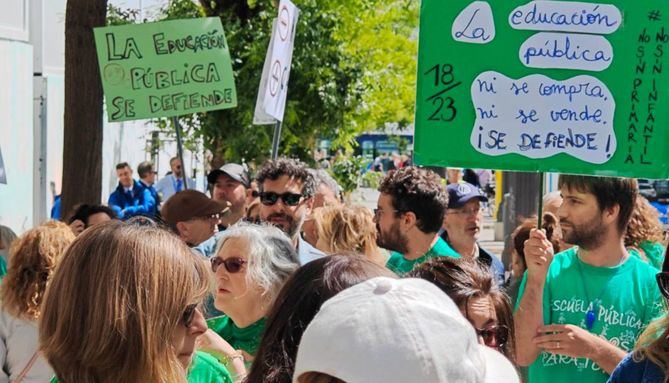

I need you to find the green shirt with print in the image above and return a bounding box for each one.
[515,247,662,383]
[385,236,460,276]
[207,315,266,369]
[49,351,232,383]
[628,240,665,270]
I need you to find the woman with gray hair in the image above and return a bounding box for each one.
[198,222,299,381]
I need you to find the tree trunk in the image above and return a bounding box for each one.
[61,0,108,219]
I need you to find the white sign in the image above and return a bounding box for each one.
[470,71,616,164]
[253,0,299,124]
[0,146,6,185]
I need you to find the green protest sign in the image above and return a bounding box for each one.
[415,0,669,178]
[94,18,237,122]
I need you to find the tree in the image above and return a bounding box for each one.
[61,0,108,218]
[152,0,417,167]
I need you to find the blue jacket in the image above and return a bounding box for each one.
[108,180,156,219]
[139,180,160,215]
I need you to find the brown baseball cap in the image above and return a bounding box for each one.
[161,190,231,225]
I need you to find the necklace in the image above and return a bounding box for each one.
[575,250,627,331]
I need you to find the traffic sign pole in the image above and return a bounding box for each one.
[271,120,282,160]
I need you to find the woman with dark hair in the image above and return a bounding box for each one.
[409,257,516,363]
[245,254,395,383]
[507,212,560,305]
[66,204,117,236]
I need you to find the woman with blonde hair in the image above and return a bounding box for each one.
[314,205,386,266]
[39,220,233,383]
[625,196,665,269]
[0,221,74,382]
[609,244,669,382]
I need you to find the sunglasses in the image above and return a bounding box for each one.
[243,216,262,224]
[182,303,198,328]
[475,324,509,349]
[657,272,669,300]
[259,192,304,207]
[211,257,247,273]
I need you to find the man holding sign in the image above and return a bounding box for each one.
[515,175,662,382]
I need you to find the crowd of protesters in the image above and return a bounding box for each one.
[0,156,668,383]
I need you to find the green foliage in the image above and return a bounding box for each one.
[329,155,370,194]
[106,4,140,26]
[109,0,419,167]
[361,169,384,189]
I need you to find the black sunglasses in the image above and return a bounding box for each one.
[259,192,304,207]
[182,303,198,328]
[211,257,247,273]
[475,324,509,349]
[657,272,669,300]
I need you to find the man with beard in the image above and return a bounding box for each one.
[208,163,251,229]
[155,157,197,202]
[441,182,505,285]
[515,175,662,383]
[257,157,325,265]
[377,166,459,276]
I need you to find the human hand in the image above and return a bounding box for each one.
[197,329,246,380]
[533,324,599,359]
[524,229,554,281]
[69,219,85,236]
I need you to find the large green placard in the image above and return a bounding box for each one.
[94,18,237,122]
[415,0,669,178]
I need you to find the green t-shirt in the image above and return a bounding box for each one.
[385,236,460,276]
[0,256,7,281]
[207,315,265,367]
[188,351,233,383]
[628,240,665,270]
[516,247,663,383]
[49,351,232,383]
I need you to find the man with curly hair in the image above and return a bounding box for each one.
[376,166,459,276]
[256,157,325,265]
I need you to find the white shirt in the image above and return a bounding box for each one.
[155,174,197,202]
[0,308,54,383]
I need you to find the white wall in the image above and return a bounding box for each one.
[0,40,34,233]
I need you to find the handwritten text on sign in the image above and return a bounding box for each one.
[94,18,237,122]
[471,71,616,164]
[415,0,669,178]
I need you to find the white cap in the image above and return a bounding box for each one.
[293,277,519,383]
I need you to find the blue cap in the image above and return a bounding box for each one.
[446,182,488,209]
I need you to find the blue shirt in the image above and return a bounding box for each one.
[608,352,666,383]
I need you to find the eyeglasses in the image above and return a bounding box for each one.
[259,192,304,207]
[448,207,484,216]
[475,324,509,349]
[373,208,402,217]
[251,190,260,198]
[657,272,669,300]
[182,303,198,328]
[211,257,247,273]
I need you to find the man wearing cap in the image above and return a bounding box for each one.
[441,182,505,285]
[256,157,325,265]
[207,163,251,229]
[376,166,459,276]
[161,190,230,247]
